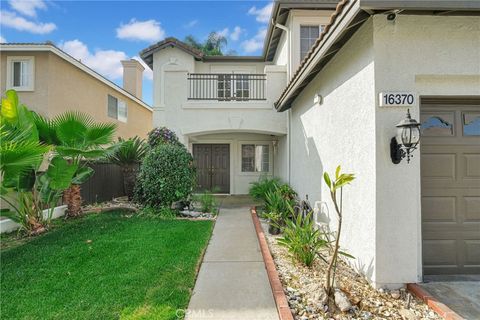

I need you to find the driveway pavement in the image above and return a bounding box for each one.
[186,196,278,320]
[421,275,480,319]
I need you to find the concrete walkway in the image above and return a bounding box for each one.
[186,197,278,320]
[421,275,480,319]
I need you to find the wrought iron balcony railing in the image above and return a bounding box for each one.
[188,73,266,101]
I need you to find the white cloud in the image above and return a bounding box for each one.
[216,26,243,41]
[241,28,267,53]
[217,27,229,38]
[184,19,198,28]
[59,39,153,82]
[0,35,6,43]
[9,0,46,17]
[248,3,273,24]
[230,26,243,41]
[0,10,56,34]
[59,39,127,80]
[116,19,165,42]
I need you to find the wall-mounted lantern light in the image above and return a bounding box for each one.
[390,109,421,164]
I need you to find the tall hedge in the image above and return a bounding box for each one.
[134,144,195,208]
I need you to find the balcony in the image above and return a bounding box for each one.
[188,73,266,101]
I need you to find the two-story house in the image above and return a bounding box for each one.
[142,0,480,289]
[0,43,153,138]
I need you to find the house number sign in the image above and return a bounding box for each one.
[379,92,417,107]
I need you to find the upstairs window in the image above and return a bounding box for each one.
[217,74,232,100]
[107,94,127,122]
[300,25,321,60]
[6,56,34,91]
[241,144,269,172]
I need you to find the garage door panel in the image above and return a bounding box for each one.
[464,197,480,222]
[421,154,456,179]
[464,240,480,266]
[423,240,457,266]
[422,197,456,222]
[464,154,480,178]
[421,100,480,276]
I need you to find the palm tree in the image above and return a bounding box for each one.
[184,35,203,51]
[34,111,116,217]
[204,32,227,56]
[1,90,78,233]
[184,31,228,56]
[107,137,148,200]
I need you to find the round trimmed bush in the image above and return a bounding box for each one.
[134,144,195,208]
[147,127,181,148]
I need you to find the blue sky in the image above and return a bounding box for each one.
[0,0,273,105]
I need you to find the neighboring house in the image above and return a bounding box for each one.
[142,0,480,289]
[0,43,153,138]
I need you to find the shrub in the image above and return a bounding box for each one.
[107,136,148,200]
[263,187,295,234]
[277,183,297,201]
[134,144,195,208]
[147,127,181,148]
[277,211,327,267]
[249,177,280,202]
[194,189,218,214]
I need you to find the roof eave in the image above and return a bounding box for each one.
[359,0,480,11]
[275,0,480,112]
[203,55,265,62]
[275,0,363,112]
[1,44,153,112]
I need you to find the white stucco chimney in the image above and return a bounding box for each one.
[121,59,144,98]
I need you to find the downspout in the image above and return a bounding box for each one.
[273,20,292,183]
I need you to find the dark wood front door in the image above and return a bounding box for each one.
[193,144,230,193]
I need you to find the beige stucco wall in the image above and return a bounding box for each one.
[287,19,378,285]
[0,50,152,139]
[280,14,480,288]
[371,14,480,286]
[0,51,50,115]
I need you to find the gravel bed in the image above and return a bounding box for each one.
[83,198,216,220]
[260,219,440,320]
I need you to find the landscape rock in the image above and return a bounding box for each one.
[391,290,401,299]
[334,289,352,312]
[399,308,417,320]
[260,220,441,320]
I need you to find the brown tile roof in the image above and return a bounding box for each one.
[275,0,350,110]
[140,37,204,67]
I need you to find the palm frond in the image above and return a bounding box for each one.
[51,111,94,147]
[108,136,148,165]
[85,122,116,146]
[55,146,107,159]
[32,112,60,145]
[0,125,49,173]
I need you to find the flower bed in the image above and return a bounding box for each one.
[260,219,440,320]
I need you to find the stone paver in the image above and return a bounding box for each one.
[186,199,278,320]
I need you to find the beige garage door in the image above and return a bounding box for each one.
[421,98,480,275]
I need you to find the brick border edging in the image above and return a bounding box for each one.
[251,207,294,320]
[407,283,464,320]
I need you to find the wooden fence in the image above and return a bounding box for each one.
[80,163,136,204]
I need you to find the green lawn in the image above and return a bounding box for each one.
[1,211,213,320]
